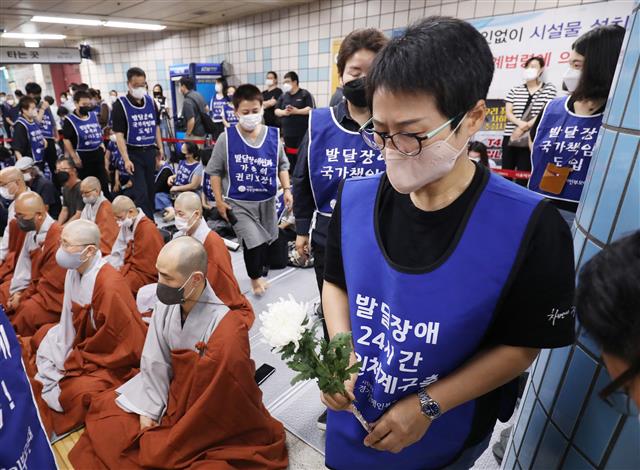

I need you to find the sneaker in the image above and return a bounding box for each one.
[317,410,327,431]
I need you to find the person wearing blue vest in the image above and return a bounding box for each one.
[25,82,58,179]
[62,90,111,199]
[11,96,47,166]
[105,131,133,197]
[321,17,577,470]
[111,67,164,218]
[168,141,203,196]
[206,77,228,140]
[292,28,388,430]
[222,85,239,128]
[528,25,625,225]
[205,84,292,296]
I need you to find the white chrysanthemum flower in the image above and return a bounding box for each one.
[260,295,310,352]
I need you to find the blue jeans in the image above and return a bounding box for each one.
[155,192,172,212]
[441,433,492,470]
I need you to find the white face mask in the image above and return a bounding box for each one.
[0,185,15,200]
[523,68,539,81]
[109,95,117,104]
[22,172,32,183]
[175,212,196,232]
[239,112,263,131]
[83,195,98,205]
[563,68,582,93]
[56,246,91,270]
[282,83,292,94]
[0,97,5,104]
[265,79,274,87]
[117,217,133,230]
[29,109,38,119]
[215,83,223,93]
[130,87,146,100]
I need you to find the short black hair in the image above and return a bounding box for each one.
[14,90,24,98]
[367,16,494,130]
[337,28,388,76]
[109,89,118,95]
[57,106,69,117]
[56,156,77,171]
[19,96,35,110]
[572,25,626,101]
[88,88,100,98]
[25,82,42,95]
[127,67,146,82]
[179,77,195,90]
[524,56,545,68]
[232,84,263,108]
[267,71,278,80]
[73,90,92,102]
[284,71,299,83]
[576,231,640,364]
[44,95,54,105]
[76,83,89,91]
[182,141,200,159]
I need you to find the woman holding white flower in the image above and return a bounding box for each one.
[321,18,576,470]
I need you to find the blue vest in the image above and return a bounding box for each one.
[108,141,130,184]
[15,117,45,162]
[529,96,603,204]
[275,191,286,222]
[66,112,103,151]
[39,107,56,139]
[155,162,174,183]
[225,126,279,202]
[119,95,157,146]
[209,95,227,122]
[202,173,215,202]
[309,107,385,215]
[326,170,543,470]
[175,160,201,186]
[223,102,239,125]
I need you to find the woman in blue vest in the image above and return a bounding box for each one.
[25,82,58,179]
[207,78,228,140]
[10,96,47,165]
[528,25,625,224]
[321,17,577,469]
[62,90,111,198]
[221,86,239,128]
[205,84,292,296]
[168,141,203,196]
[105,131,133,197]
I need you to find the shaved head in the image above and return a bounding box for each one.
[62,219,101,246]
[174,192,202,213]
[15,192,46,216]
[80,176,101,193]
[112,195,136,217]
[0,167,26,190]
[157,236,208,281]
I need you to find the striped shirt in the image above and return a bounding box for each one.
[504,82,557,136]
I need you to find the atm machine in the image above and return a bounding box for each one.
[169,62,232,140]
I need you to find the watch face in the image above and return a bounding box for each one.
[424,400,441,417]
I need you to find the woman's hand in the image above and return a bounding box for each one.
[167,175,176,186]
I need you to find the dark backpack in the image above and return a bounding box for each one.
[185,95,216,136]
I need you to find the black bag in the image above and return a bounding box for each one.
[185,95,216,136]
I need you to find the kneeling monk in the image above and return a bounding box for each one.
[32,219,147,436]
[70,236,288,469]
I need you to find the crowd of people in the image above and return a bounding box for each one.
[0,14,637,470]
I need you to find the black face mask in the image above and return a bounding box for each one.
[79,106,91,116]
[34,96,41,105]
[153,92,162,98]
[17,216,36,233]
[156,273,195,305]
[56,171,70,185]
[342,77,368,108]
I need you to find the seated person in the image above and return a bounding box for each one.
[55,157,84,226]
[79,176,119,255]
[154,159,175,214]
[105,131,133,197]
[6,192,66,337]
[167,142,203,196]
[108,195,164,296]
[15,157,61,219]
[172,191,254,328]
[70,237,288,469]
[29,219,147,437]
[576,231,640,409]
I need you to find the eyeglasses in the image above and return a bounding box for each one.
[599,361,640,416]
[358,115,459,157]
[60,240,91,250]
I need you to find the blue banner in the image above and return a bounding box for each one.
[0,307,56,469]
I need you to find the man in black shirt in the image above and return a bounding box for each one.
[111,67,164,218]
[262,71,283,128]
[275,71,315,171]
[55,157,84,225]
[321,18,576,470]
[15,157,60,219]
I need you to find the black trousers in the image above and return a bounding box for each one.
[43,138,58,178]
[128,146,157,218]
[78,149,111,200]
[242,241,270,280]
[312,240,330,341]
[283,135,304,174]
[501,135,532,186]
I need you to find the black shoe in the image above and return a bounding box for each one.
[317,410,327,431]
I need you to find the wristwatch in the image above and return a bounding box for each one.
[418,389,442,421]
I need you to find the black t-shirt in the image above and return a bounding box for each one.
[154,166,174,194]
[31,174,59,212]
[324,163,576,446]
[276,88,315,138]
[62,181,84,217]
[111,95,161,146]
[62,115,105,162]
[263,87,283,127]
[10,119,31,157]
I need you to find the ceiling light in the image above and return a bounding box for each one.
[104,21,165,31]
[24,41,40,47]
[31,16,102,26]
[2,32,66,40]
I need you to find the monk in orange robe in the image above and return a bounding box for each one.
[79,176,118,256]
[172,191,254,328]
[70,236,287,469]
[5,193,66,336]
[28,219,146,437]
[0,167,29,306]
[107,195,164,296]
